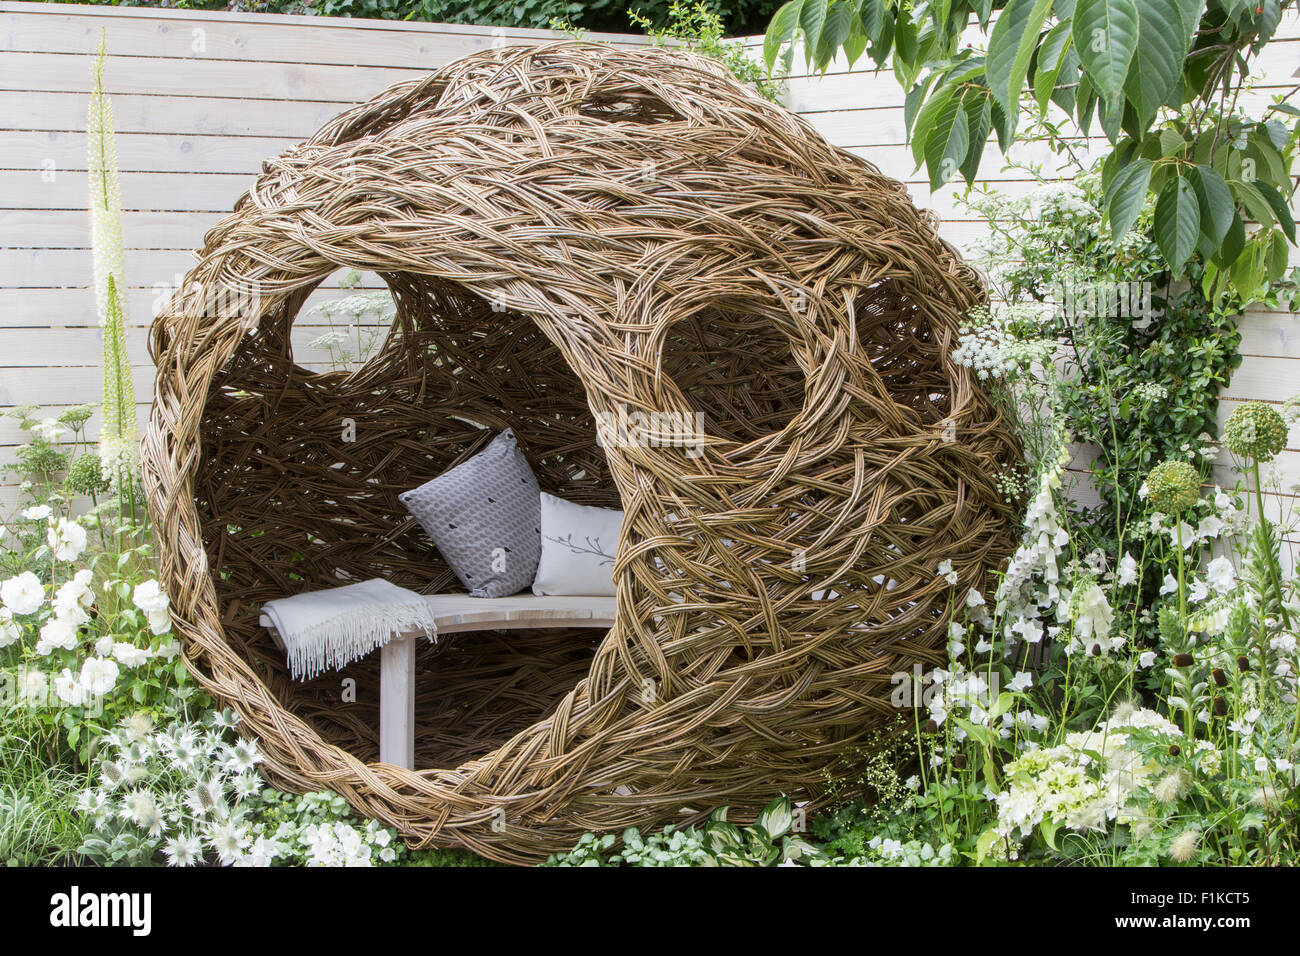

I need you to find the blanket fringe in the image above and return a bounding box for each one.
[284,601,439,681]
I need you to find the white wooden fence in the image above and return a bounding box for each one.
[2,1,1299,516]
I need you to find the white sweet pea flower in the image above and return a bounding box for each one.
[1,572,45,615]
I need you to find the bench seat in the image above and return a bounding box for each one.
[262,593,616,769]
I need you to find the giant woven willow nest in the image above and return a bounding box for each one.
[142,41,1020,864]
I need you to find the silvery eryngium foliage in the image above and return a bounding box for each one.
[87,38,136,483]
[78,710,410,867]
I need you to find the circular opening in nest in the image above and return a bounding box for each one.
[199,273,625,769]
[659,301,806,444]
[289,269,396,377]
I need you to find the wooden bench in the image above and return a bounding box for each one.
[262,594,616,770]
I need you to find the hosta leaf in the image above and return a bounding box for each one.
[1154,177,1201,271]
[1105,157,1152,238]
[1072,0,1140,101]
[986,0,1054,116]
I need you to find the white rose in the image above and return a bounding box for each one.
[132,580,170,615]
[0,607,20,648]
[1,572,45,615]
[53,668,87,707]
[79,656,119,696]
[111,642,151,668]
[47,518,88,562]
[36,616,79,655]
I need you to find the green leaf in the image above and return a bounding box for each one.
[1040,818,1061,850]
[910,83,957,165]
[1232,180,1277,229]
[756,797,793,839]
[1034,20,1074,112]
[1154,176,1202,271]
[954,716,994,747]
[857,0,884,43]
[1216,212,1246,266]
[1186,165,1235,245]
[814,1,854,69]
[1123,0,1185,125]
[960,91,993,184]
[924,91,971,188]
[765,1,804,69]
[1254,181,1297,243]
[986,0,1054,117]
[1072,0,1140,101]
[799,0,829,57]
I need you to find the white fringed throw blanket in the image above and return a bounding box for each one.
[258,579,438,680]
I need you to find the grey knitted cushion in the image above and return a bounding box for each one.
[399,429,541,597]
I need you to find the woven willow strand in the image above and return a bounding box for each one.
[140,41,1020,865]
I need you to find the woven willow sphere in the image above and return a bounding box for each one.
[142,41,1020,864]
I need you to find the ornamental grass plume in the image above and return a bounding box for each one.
[88,35,137,483]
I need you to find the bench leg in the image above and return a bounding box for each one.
[379,635,415,770]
